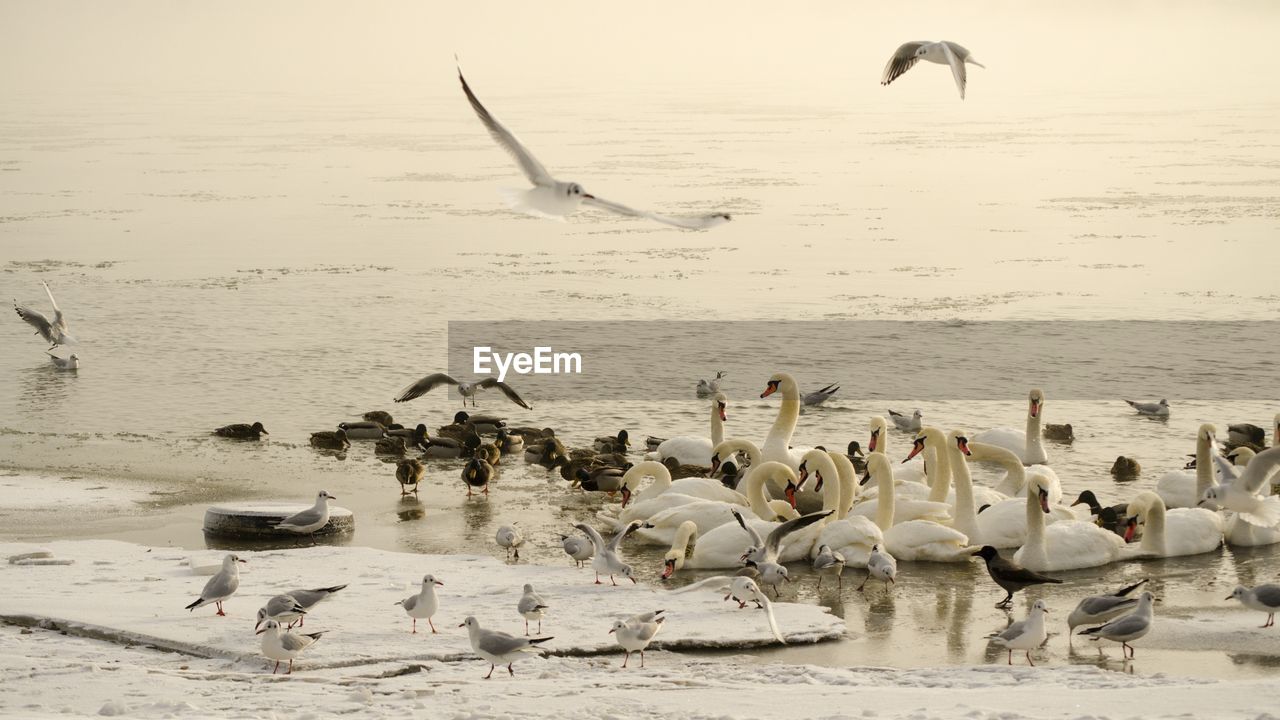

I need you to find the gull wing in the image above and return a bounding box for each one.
[277,505,324,529]
[42,282,67,330]
[606,521,643,552]
[730,508,763,548]
[394,373,460,403]
[573,523,607,552]
[13,302,53,342]
[478,628,536,655]
[280,631,321,652]
[940,42,968,99]
[581,194,730,231]
[763,511,831,562]
[457,65,554,188]
[881,42,926,86]
[476,377,533,410]
[1233,447,1280,494]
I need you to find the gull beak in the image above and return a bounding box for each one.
[1225,594,1234,600]
[629,576,638,585]
[607,628,616,634]
[435,581,444,586]
[458,622,465,628]
[255,628,266,635]
[583,193,596,200]
[238,559,248,564]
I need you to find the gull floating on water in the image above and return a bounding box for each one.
[14,281,77,350]
[184,554,246,616]
[802,383,840,407]
[1125,399,1170,417]
[988,599,1050,666]
[610,609,665,668]
[256,619,324,675]
[394,373,531,410]
[881,41,985,100]
[397,574,443,634]
[888,409,923,433]
[460,615,552,679]
[47,351,79,370]
[1228,584,1280,628]
[457,63,730,230]
[1078,591,1156,658]
[275,491,335,535]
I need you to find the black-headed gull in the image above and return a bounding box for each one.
[1228,584,1280,628]
[609,609,665,668]
[1125,398,1170,417]
[859,543,897,591]
[184,554,246,616]
[275,491,335,535]
[988,600,1050,666]
[495,523,524,560]
[1066,579,1148,637]
[1078,591,1156,658]
[812,544,846,590]
[457,64,730,230]
[460,616,552,678]
[394,372,531,409]
[575,521,641,586]
[517,583,549,635]
[255,620,323,674]
[558,532,594,568]
[881,41,985,100]
[14,281,76,350]
[47,351,79,370]
[397,574,443,634]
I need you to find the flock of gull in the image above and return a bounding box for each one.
[203,369,1280,672]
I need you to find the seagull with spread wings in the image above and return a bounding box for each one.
[14,281,77,350]
[881,41,985,100]
[394,372,532,409]
[457,62,731,230]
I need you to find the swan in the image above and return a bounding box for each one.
[1119,491,1223,558]
[650,393,728,466]
[633,462,800,546]
[849,433,952,525]
[758,373,819,509]
[1213,455,1280,547]
[1156,424,1220,509]
[945,430,981,543]
[805,450,883,567]
[863,454,974,562]
[868,415,927,485]
[973,388,1048,466]
[597,462,747,530]
[710,438,797,520]
[1014,474,1124,572]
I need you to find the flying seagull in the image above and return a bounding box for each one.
[881,41,984,100]
[14,281,77,350]
[394,372,531,409]
[457,62,731,230]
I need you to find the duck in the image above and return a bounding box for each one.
[213,422,269,440]
[1227,422,1267,450]
[508,426,557,444]
[437,411,479,441]
[309,429,349,451]
[375,435,408,456]
[385,423,429,445]
[417,431,469,459]
[396,458,425,495]
[462,412,507,435]
[1110,456,1141,480]
[650,392,729,467]
[1043,423,1074,443]
[973,388,1048,466]
[863,454,975,562]
[594,429,630,454]
[844,440,867,473]
[362,410,394,427]
[661,456,707,479]
[495,429,524,454]
[529,437,568,469]
[1120,491,1223,558]
[474,440,501,465]
[1155,424,1220,509]
[462,458,493,496]
[1013,473,1125,572]
[1070,490,1130,537]
[575,465,627,494]
[337,420,386,440]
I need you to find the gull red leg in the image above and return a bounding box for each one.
[272,661,280,674]
[429,617,438,634]
[484,664,494,679]
[1026,651,1034,667]
[621,651,629,668]
[507,663,514,677]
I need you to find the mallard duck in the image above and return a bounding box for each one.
[310,428,349,451]
[508,426,557,443]
[465,413,508,435]
[1110,456,1141,480]
[338,421,386,440]
[376,435,408,456]
[644,436,666,452]
[476,441,502,466]
[396,458,425,495]
[437,412,479,441]
[363,410,394,427]
[462,458,493,496]
[530,438,568,469]
[575,465,627,493]
[1070,490,1129,537]
[496,429,524,454]
[844,440,866,473]
[418,431,467,459]
[594,429,630,454]
[1044,423,1074,443]
[661,456,706,479]
[387,423,429,445]
[214,422,268,440]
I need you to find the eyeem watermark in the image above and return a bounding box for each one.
[473,346,583,382]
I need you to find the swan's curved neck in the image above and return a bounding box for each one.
[744,468,777,519]
[870,419,888,456]
[1024,406,1044,461]
[670,522,697,561]
[809,453,844,520]
[711,401,725,446]
[625,461,673,501]
[1137,494,1166,555]
[764,379,801,454]
[923,431,953,503]
[873,464,895,531]
[719,438,762,467]
[949,444,978,540]
[977,444,1026,495]
[829,453,856,520]
[1024,484,1046,548]
[1195,433,1214,497]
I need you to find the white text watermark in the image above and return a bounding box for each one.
[473,346,582,382]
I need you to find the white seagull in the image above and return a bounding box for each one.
[496,523,525,560]
[1078,591,1156,658]
[518,583,549,635]
[396,574,444,634]
[14,281,77,350]
[457,64,730,230]
[575,521,641,586]
[1227,584,1280,628]
[184,554,246,616]
[460,615,552,679]
[47,352,79,370]
[881,41,985,100]
[1125,398,1170,417]
[394,373,531,409]
[860,543,898,592]
[256,584,347,630]
[255,619,324,675]
[1066,579,1148,638]
[558,532,594,568]
[274,491,335,535]
[988,599,1050,666]
[1200,446,1280,527]
[609,609,666,668]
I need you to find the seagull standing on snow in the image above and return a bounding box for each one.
[881,41,985,100]
[460,615,552,679]
[255,584,347,630]
[185,554,246,616]
[457,63,731,230]
[256,620,324,675]
[394,373,532,410]
[396,574,444,634]
[988,599,1050,666]
[609,609,665,668]
[517,583,549,635]
[14,281,77,350]
[575,521,641,586]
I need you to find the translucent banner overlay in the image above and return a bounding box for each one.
[447,321,1279,402]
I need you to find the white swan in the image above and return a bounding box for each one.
[808,450,883,567]
[946,430,981,543]
[1014,474,1124,572]
[650,392,728,466]
[711,438,797,520]
[973,388,1048,466]
[598,462,746,530]
[864,454,974,562]
[1120,491,1222,558]
[634,462,799,547]
[758,373,820,510]
[849,433,952,525]
[868,415,927,485]
[1155,424,1220,509]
